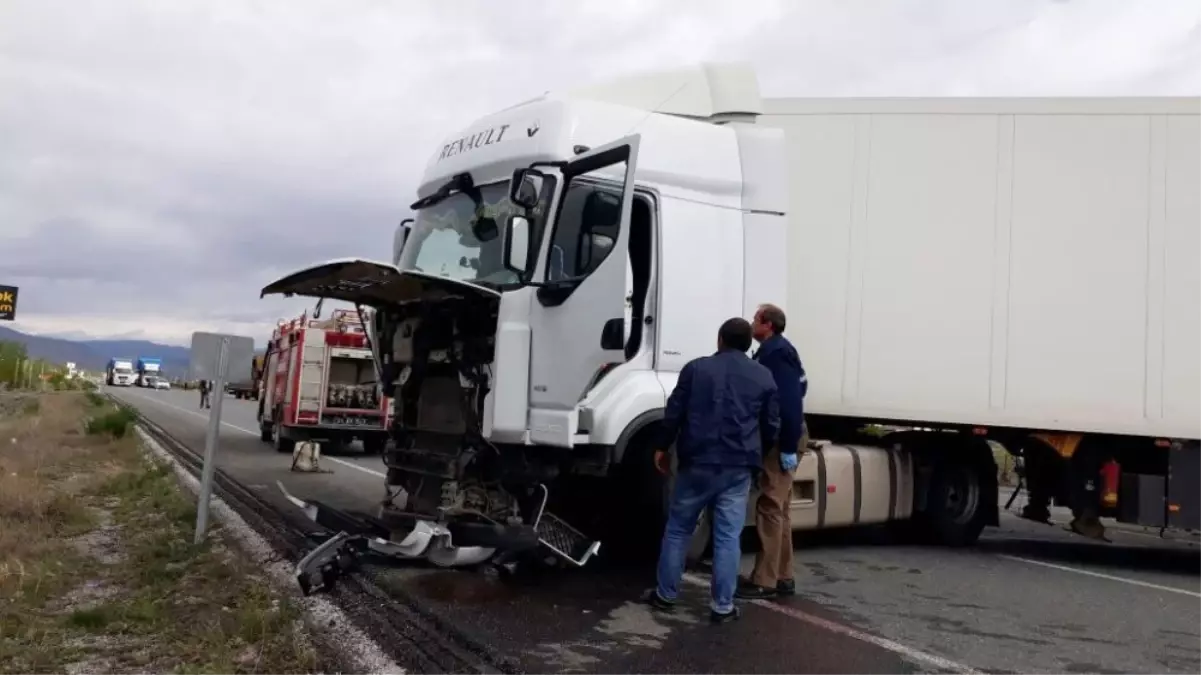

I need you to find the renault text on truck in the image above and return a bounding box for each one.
[135,357,162,387]
[256,309,392,455]
[106,358,136,387]
[262,64,1200,589]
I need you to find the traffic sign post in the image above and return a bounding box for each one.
[188,331,255,545]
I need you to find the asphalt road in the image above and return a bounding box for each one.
[112,385,1201,674]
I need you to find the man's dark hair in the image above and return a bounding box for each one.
[757,303,787,335]
[718,317,754,353]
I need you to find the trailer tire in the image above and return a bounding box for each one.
[362,438,385,455]
[919,460,988,547]
[259,422,272,443]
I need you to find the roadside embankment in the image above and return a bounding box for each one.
[0,392,326,674]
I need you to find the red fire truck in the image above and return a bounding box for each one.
[256,309,391,454]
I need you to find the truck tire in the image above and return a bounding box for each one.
[362,438,385,455]
[259,422,272,443]
[620,431,712,564]
[273,423,295,454]
[918,460,988,546]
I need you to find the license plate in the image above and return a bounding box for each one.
[322,415,380,428]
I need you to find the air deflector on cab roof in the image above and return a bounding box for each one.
[259,258,501,309]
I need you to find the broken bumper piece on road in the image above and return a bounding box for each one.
[276,481,601,595]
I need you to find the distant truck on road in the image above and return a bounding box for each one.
[135,357,162,387]
[105,358,136,387]
[226,354,264,400]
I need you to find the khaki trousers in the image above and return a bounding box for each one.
[750,434,806,587]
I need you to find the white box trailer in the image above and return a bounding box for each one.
[263,65,1200,588]
[761,98,1200,441]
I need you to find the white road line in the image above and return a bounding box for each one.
[117,390,388,479]
[998,555,1201,598]
[326,456,388,478]
[681,573,981,674]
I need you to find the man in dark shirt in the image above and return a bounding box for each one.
[645,318,780,624]
[738,303,808,599]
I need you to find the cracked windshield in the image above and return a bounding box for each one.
[399,183,524,286]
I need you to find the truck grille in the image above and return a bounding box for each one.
[535,512,596,565]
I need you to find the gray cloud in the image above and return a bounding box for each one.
[1,0,1197,344]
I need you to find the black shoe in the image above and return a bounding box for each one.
[776,579,796,596]
[735,582,777,600]
[642,589,676,613]
[710,605,741,624]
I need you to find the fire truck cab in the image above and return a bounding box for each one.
[257,309,391,454]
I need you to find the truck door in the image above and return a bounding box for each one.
[526,136,641,447]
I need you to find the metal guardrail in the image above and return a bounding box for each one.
[121,400,513,674]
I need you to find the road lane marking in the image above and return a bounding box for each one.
[681,573,981,674]
[323,457,387,477]
[117,389,388,478]
[997,555,1201,598]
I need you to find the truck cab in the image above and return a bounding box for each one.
[261,64,827,566]
[107,358,136,387]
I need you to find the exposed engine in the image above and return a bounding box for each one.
[368,294,549,561]
[263,262,601,594]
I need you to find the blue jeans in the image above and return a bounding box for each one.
[655,464,752,614]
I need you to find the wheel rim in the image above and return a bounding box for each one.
[944,467,981,525]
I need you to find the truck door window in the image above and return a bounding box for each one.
[546,183,621,282]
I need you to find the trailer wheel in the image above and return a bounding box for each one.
[259,422,272,443]
[920,461,987,546]
[362,438,385,455]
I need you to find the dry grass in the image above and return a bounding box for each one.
[0,393,324,674]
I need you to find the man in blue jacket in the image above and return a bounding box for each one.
[645,317,780,624]
[738,303,808,599]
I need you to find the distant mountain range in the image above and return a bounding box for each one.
[0,325,191,376]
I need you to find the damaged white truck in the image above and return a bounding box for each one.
[262,64,1200,593]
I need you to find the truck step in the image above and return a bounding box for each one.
[535,512,601,567]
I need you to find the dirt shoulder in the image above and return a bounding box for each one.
[0,392,327,674]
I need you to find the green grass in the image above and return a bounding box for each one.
[1,394,323,674]
[85,406,138,439]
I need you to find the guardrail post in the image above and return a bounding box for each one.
[194,336,230,545]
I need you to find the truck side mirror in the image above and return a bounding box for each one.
[502,215,531,276]
[509,169,545,209]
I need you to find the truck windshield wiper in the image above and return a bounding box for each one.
[410,172,479,211]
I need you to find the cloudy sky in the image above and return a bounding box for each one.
[2,0,1198,346]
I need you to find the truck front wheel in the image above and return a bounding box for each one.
[619,431,713,564]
